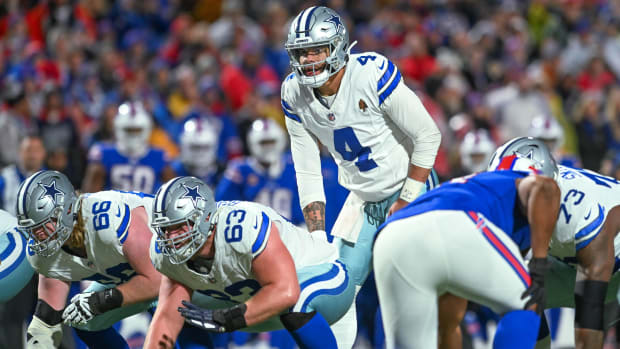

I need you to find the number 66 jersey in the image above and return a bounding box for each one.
[549,165,620,258]
[27,191,153,285]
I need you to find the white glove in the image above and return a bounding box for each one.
[62,291,97,326]
[27,315,62,349]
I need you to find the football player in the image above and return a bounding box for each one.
[281,7,441,346]
[144,176,357,349]
[492,137,620,349]
[0,209,35,302]
[172,117,222,188]
[82,101,175,194]
[17,170,161,348]
[216,118,304,225]
[373,147,561,349]
[439,137,620,349]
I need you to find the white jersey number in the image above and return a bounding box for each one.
[111,165,155,193]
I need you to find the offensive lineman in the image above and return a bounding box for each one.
[144,176,355,349]
[281,7,441,345]
[17,170,161,348]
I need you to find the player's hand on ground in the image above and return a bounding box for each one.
[521,257,550,314]
[178,300,226,332]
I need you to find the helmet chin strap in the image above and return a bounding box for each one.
[347,40,358,54]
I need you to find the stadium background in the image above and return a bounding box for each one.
[2,0,620,348]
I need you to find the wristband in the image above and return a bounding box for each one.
[399,178,425,203]
[93,288,124,313]
[213,303,247,331]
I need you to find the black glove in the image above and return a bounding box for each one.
[178,300,247,332]
[521,257,550,314]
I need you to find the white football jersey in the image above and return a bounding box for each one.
[150,200,337,304]
[549,165,620,258]
[282,52,415,202]
[28,191,153,285]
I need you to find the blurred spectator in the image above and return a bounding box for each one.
[573,92,611,171]
[0,135,46,214]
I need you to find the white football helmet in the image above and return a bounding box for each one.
[114,101,153,157]
[285,6,350,87]
[460,129,496,173]
[528,115,564,153]
[247,118,287,165]
[180,118,218,177]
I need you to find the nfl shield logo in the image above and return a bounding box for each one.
[327,113,335,121]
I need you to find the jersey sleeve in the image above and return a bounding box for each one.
[215,161,245,201]
[87,142,104,163]
[224,205,272,259]
[367,55,441,169]
[81,193,131,254]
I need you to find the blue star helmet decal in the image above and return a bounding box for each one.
[326,14,344,33]
[182,184,203,207]
[38,180,64,204]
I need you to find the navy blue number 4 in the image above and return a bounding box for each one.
[334,127,378,172]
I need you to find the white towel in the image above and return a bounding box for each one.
[331,192,365,243]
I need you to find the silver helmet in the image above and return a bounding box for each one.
[16,170,77,257]
[488,136,559,179]
[285,6,350,87]
[152,176,217,264]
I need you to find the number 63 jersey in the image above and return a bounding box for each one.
[27,191,154,285]
[150,201,338,305]
[549,165,620,258]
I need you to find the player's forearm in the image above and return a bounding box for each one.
[144,310,184,349]
[575,328,603,349]
[244,283,300,326]
[302,201,326,232]
[38,275,70,310]
[116,274,160,305]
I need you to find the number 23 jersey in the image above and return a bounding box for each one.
[149,200,338,304]
[550,165,620,258]
[27,191,153,285]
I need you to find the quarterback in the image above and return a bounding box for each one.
[17,170,161,348]
[144,176,355,349]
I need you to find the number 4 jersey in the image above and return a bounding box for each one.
[27,191,153,285]
[149,201,338,304]
[550,165,620,258]
[282,52,438,203]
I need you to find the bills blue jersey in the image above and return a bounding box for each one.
[381,171,531,250]
[88,142,168,194]
[0,165,28,214]
[170,160,219,189]
[215,154,304,226]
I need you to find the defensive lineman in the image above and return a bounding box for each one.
[373,151,561,349]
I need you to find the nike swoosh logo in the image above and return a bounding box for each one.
[584,209,591,220]
[378,60,385,70]
[253,218,258,230]
[116,207,121,217]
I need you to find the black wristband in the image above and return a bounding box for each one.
[92,288,124,314]
[34,299,63,326]
[575,280,608,330]
[529,257,550,278]
[214,303,247,331]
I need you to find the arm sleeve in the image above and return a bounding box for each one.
[381,83,441,169]
[285,117,326,209]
